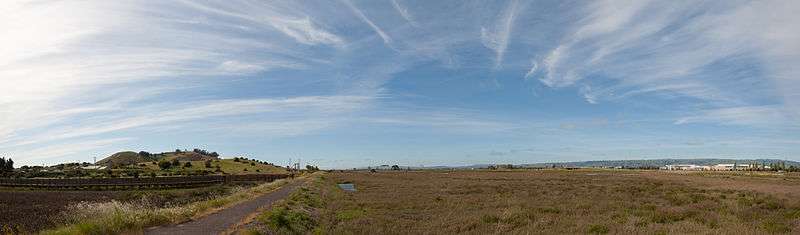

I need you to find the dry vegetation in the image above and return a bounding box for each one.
[41,178,290,235]
[249,170,800,234]
[1,184,247,233]
[0,179,290,234]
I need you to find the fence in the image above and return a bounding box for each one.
[0,174,290,189]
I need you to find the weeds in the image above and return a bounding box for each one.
[258,206,315,234]
[42,179,288,234]
[587,224,609,234]
[308,170,800,234]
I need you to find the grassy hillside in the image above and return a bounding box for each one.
[157,152,217,162]
[134,158,286,175]
[96,151,158,168]
[97,150,286,175]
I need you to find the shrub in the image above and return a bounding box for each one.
[481,214,500,223]
[258,206,315,234]
[158,161,171,170]
[587,224,609,234]
[762,219,791,233]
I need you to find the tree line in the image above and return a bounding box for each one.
[0,157,14,172]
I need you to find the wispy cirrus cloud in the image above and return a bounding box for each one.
[674,105,792,126]
[481,0,520,68]
[343,0,393,47]
[532,0,800,127]
[0,1,382,165]
[390,0,417,27]
[3,1,799,167]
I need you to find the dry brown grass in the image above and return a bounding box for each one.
[302,170,800,234]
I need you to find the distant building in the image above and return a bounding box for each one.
[661,164,709,171]
[712,164,753,171]
[81,165,107,170]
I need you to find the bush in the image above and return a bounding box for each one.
[158,161,172,170]
[259,207,315,234]
[588,224,609,234]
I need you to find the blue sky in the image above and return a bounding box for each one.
[1,0,799,168]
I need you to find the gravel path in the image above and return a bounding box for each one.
[145,181,303,235]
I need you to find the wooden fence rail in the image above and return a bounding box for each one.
[0,174,290,189]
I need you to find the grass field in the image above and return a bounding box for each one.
[135,158,285,175]
[250,169,800,234]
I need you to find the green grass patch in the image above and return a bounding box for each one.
[335,209,365,221]
[587,224,609,234]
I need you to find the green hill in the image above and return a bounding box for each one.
[136,157,287,174]
[96,150,285,175]
[97,151,158,168]
[158,152,218,162]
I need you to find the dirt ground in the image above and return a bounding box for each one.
[0,184,245,233]
[641,170,800,199]
[311,169,800,234]
[0,190,124,233]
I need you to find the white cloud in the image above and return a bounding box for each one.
[176,0,343,46]
[4,96,372,148]
[391,0,417,27]
[480,0,519,68]
[0,1,382,164]
[343,0,393,47]
[523,61,538,79]
[675,105,791,126]
[8,138,132,165]
[536,0,800,126]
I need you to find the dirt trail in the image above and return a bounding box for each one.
[145,180,303,235]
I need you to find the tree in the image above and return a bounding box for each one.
[210,152,219,158]
[0,157,9,172]
[183,162,192,168]
[172,158,180,167]
[175,149,182,153]
[1,158,12,172]
[138,151,151,158]
[158,160,172,170]
[204,160,213,168]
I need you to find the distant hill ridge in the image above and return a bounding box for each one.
[97,149,220,168]
[521,158,800,168]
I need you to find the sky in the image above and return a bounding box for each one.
[1,0,799,169]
